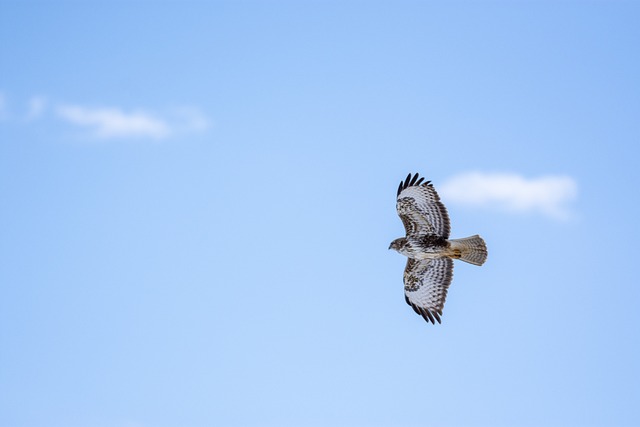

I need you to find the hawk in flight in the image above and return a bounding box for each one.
[389,173,487,324]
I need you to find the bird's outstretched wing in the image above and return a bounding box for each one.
[404,258,453,324]
[396,173,450,238]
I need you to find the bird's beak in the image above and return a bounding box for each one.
[388,243,392,250]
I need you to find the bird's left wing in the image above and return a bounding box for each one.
[396,173,450,238]
[404,258,454,324]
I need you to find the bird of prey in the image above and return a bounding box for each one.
[389,173,487,324]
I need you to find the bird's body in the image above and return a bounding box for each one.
[390,173,487,324]
[391,235,450,260]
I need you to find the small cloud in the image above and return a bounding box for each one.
[56,104,171,139]
[2,94,210,140]
[439,171,578,220]
[0,92,8,120]
[26,96,47,120]
[172,106,211,132]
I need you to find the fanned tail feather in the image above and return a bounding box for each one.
[449,235,487,266]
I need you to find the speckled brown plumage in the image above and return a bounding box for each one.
[390,173,487,325]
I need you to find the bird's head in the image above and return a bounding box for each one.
[388,237,408,253]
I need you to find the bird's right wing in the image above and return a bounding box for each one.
[404,257,454,324]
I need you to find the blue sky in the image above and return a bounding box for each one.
[1,1,639,426]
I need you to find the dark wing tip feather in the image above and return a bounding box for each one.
[405,296,443,325]
[433,311,442,324]
[420,307,436,324]
[398,173,431,197]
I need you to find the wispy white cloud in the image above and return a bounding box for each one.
[26,96,47,121]
[56,105,171,139]
[0,92,210,140]
[439,172,578,219]
[171,106,211,133]
[0,92,8,120]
